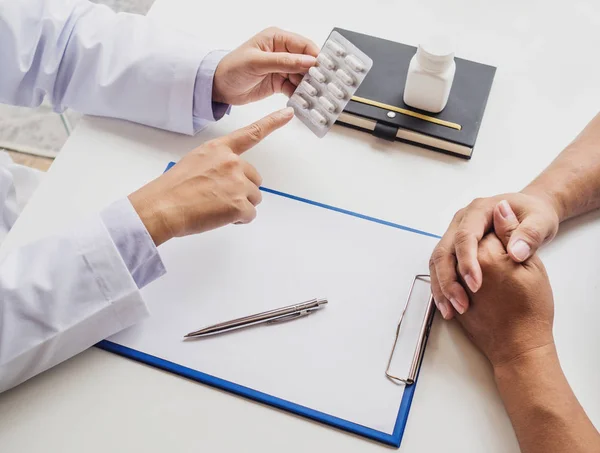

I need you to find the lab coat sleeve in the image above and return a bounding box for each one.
[101,198,166,289]
[0,210,153,393]
[0,0,229,135]
[193,50,232,130]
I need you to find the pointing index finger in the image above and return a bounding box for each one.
[220,107,294,155]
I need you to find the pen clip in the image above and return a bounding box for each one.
[267,309,314,324]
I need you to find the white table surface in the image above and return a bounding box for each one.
[2,0,600,451]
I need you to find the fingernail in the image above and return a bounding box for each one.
[438,302,450,319]
[510,239,531,261]
[299,55,317,68]
[281,107,295,117]
[464,274,479,293]
[450,297,466,315]
[498,200,517,221]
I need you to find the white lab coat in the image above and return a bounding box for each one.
[0,152,44,243]
[0,0,217,393]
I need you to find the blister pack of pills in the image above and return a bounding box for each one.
[287,31,373,138]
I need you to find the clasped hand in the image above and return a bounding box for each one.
[450,201,555,369]
[430,193,560,319]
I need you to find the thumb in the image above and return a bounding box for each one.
[494,199,550,262]
[493,200,520,249]
[508,216,550,262]
[220,107,294,154]
[253,52,317,75]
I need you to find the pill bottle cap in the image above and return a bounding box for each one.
[416,35,455,72]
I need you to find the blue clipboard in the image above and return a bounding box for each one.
[96,161,440,448]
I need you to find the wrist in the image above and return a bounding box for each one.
[212,82,225,105]
[212,63,227,105]
[493,342,558,383]
[127,192,174,247]
[521,184,566,222]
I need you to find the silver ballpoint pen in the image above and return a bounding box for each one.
[184,298,328,339]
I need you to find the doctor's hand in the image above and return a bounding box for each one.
[128,107,294,246]
[212,27,319,105]
[429,193,559,320]
[456,205,555,368]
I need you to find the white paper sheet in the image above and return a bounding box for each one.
[108,190,438,434]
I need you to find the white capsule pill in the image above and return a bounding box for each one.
[326,40,346,57]
[336,68,355,86]
[344,54,365,72]
[309,109,327,126]
[327,82,346,100]
[318,96,336,113]
[291,93,309,109]
[317,53,336,70]
[309,66,327,83]
[300,81,318,96]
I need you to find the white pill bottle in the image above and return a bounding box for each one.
[403,37,456,113]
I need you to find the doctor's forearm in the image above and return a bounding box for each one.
[522,112,600,223]
[0,0,219,135]
[494,344,600,453]
[0,210,151,393]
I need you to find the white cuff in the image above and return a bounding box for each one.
[100,198,166,289]
[75,212,150,328]
[192,49,232,133]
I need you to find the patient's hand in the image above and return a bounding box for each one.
[456,202,555,368]
[458,203,600,453]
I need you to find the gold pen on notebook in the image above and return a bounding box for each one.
[184,298,328,339]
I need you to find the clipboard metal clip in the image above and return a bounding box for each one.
[385,274,435,385]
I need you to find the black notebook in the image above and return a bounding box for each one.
[334,28,496,159]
